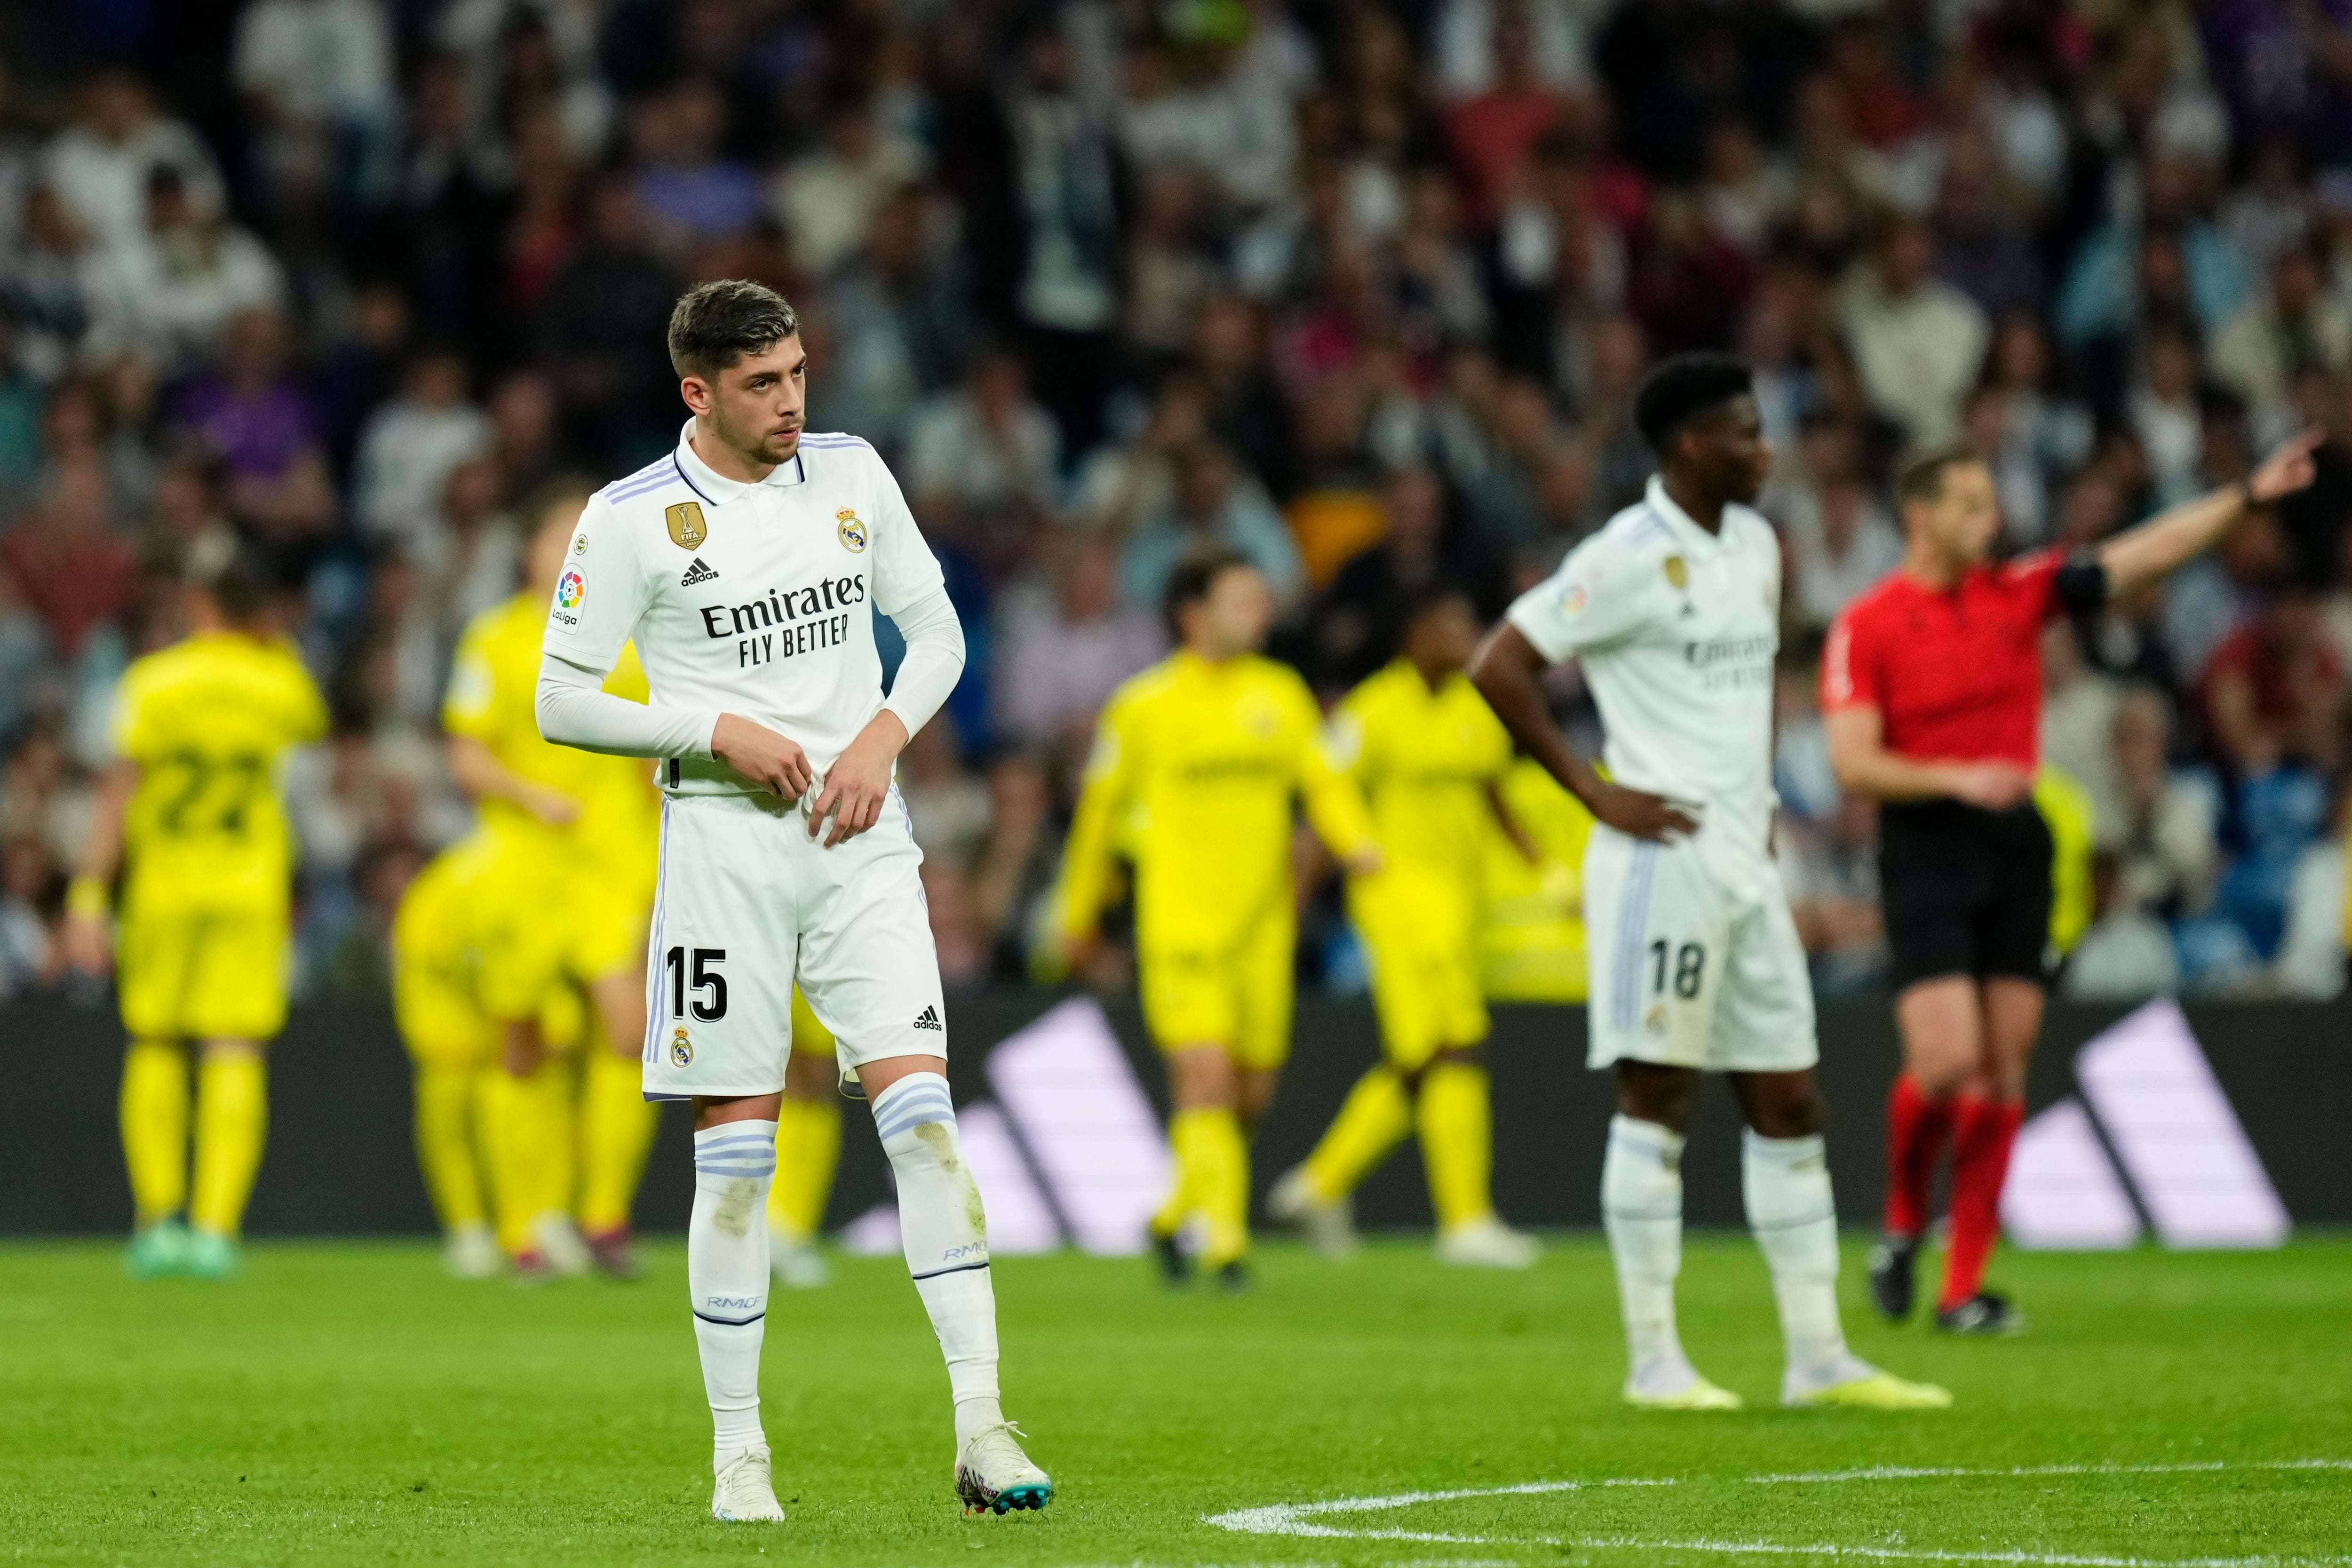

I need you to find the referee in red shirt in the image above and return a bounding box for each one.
[1823,430,2320,1334]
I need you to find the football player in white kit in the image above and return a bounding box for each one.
[533,281,1052,1519]
[1470,354,1949,1413]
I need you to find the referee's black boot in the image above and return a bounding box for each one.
[1868,1232,1920,1322]
[1936,1290,2024,1335]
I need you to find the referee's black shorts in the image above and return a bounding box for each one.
[1877,799,2053,992]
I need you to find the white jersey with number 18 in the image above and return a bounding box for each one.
[542,420,947,795]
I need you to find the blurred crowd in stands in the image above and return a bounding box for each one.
[3,0,2352,1007]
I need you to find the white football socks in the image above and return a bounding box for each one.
[689,1120,777,1468]
[872,1074,1003,1449]
[1741,1129,1856,1388]
[1601,1114,1698,1394]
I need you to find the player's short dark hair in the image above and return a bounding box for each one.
[1163,547,1255,640]
[1633,353,1754,452]
[1893,445,1985,509]
[666,279,801,381]
[186,530,274,625]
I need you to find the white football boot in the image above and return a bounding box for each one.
[532,1212,593,1276]
[768,1222,830,1289]
[711,1446,787,1521]
[443,1222,501,1280]
[954,1422,1053,1515]
[1435,1217,1541,1269]
[1267,1166,1357,1258]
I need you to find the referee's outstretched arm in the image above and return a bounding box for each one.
[2095,427,2324,597]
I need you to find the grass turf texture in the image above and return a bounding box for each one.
[1,1237,2347,1567]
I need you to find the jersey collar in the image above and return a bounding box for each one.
[673,419,810,505]
[1644,475,1734,555]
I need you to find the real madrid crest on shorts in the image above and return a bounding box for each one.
[1663,555,1688,589]
[836,508,868,552]
[670,1026,693,1067]
[666,501,708,549]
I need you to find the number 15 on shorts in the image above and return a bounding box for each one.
[664,946,729,1020]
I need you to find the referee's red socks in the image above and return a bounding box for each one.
[1939,1096,2024,1311]
[1882,1074,1957,1238]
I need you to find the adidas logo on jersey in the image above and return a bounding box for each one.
[681,557,720,587]
[913,1005,943,1031]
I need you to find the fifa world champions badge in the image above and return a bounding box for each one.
[666,501,708,549]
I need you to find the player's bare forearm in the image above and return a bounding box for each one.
[1484,779,1541,863]
[807,709,908,846]
[447,736,580,825]
[2099,427,2322,597]
[64,764,135,974]
[1468,624,1694,841]
[74,764,135,889]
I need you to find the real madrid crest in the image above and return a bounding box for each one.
[666,501,708,550]
[1663,555,1688,589]
[670,1026,694,1067]
[836,508,868,552]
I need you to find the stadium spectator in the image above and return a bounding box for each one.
[1119,440,1302,611]
[353,347,490,549]
[905,348,1061,522]
[1838,214,1989,448]
[993,537,1165,757]
[41,66,223,262]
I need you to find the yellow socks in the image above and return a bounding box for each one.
[413,1065,488,1233]
[189,1049,267,1238]
[1302,1066,1413,1202]
[488,1060,571,1258]
[120,1040,190,1226]
[578,1050,657,1236]
[1158,1107,1250,1266]
[767,1091,843,1240]
[1418,1060,1495,1231]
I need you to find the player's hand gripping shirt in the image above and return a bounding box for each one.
[445,590,658,875]
[1324,659,1512,888]
[1055,650,1376,952]
[1505,476,1781,874]
[111,630,328,917]
[541,426,947,792]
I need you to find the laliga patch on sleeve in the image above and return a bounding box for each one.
[556,569,586,609]
[1559,582,1589,615]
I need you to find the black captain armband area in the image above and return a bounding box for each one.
[2053,555,2109,614]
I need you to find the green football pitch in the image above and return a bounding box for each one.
[3,1236,2348,1567]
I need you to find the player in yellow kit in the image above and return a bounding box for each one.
[63,538,328,1280]
[390,834,503,1277]
[1269,585,1543,1268]
[443,484,662,1277]
[766,988,847,1288]
[1055,551,1379,1287]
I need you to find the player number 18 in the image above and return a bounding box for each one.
[664,946,729,1020]
[1648,939,1705,1000]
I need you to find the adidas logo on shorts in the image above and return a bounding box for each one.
[913,1005,943,1031]
[680,557,720,586]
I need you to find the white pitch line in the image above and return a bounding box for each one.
[1744,1461,2352,1486]
[1203,1459,2352,1566]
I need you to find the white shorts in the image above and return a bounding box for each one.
[1582,825,1817,1074]
[640,788,946,1100]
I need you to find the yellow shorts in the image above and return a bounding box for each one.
[472,837,650,1025]
[118,906,291,1042]
[1351,873,1488,1072]
[1140,912,1295,1070]
[790,986,837,1059]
